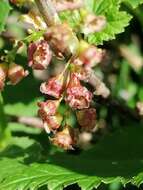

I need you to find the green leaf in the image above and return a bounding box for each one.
[60,0,132,45]
[8,122,42,135]
[0,126,143,189]
[84,0,120,14]
[4,98,41,117]
[122,0,143,8]
[88,9,132,45]
[0,0,11,33]
[85,0,132,45]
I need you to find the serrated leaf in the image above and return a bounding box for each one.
[84,0,120,14]
[122,0,143,8]
[0,126,143,190]
[0,0,11,33]
[60,0,132,45]
[88,10,132,45]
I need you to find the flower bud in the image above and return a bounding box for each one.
[82,14,106,35]
[65,74,92,109]
[51,126,77,150]
[43,114,63,134]
[0,63,8,91]
[76,108,96,131]
[28,40,52,70]
[8,63,28,85]
[40,75,64,98]
[44,23,79,55]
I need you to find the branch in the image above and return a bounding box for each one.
[95,96,140,121]
[35,0,61,26]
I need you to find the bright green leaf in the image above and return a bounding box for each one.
[87,10,132,45]
[60,0,132,45]
[0,127,143,189]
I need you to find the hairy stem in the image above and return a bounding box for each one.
[35,0,61,26]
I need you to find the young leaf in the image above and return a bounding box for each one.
[85,0,132,45]
[0,0,11,32]
[60,0,132,45]
[87,9,132,45]
[0,126,143,190]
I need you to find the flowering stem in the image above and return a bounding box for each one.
[35,0,61,26]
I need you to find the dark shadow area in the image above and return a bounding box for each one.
[2,74,41,105]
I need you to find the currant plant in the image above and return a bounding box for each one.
[0,0,143,190]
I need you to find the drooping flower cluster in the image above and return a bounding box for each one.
[26,21,105,149]
[7,0,110,150]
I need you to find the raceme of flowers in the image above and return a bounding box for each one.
[0,0,109,150]
[28,26,104,149]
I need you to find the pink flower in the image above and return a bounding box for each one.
[38,100,62,133]
[8,63,28,85]
[44,23,79,55]
[82,14,106,35]
[43,114,63,134]
[38,100,59,119]
[76,108,96,131]
[65,74,92,109]
[50,125,77,150]
[74,46,104,68]
[28,40,52,70]
[69,63,90,81]
[40,75,64,98]
[0,63,8,91]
